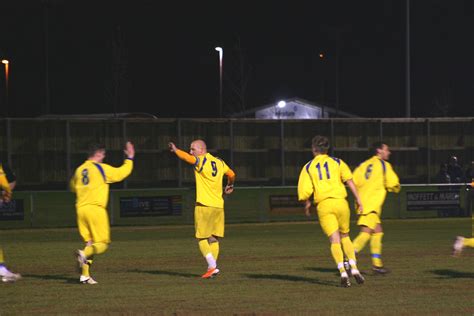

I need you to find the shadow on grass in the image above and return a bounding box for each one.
[24,274,78,284]
[129,269,200,278]
[243,273,338,287]
[429,269,474,279]
[304,267,338,274]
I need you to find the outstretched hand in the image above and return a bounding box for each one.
[124,141,135,159]
[168,142,177,153]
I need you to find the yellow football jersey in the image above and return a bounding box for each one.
[298,154,353,204]
[0,165,11,195]
[193,153,232,208]
[353,156,400,214]
[71,159,133,209]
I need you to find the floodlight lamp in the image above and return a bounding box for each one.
[277,101,286,108]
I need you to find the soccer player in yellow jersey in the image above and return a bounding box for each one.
[452,182,474,256]
[70,142,134,284]
[352,142,400,274]
[298,136,365,287]
[169,140,235,279]
[453,236,474,256]
[0,161,21,283]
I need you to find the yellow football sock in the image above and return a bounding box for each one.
[0,248,4,263]
[330,243,345,273]
[82,259,93,277]
[84,243,109,258]
[353,231,371,253]
[371,232,384,267]
[341,237,357,263]
[210,242,220,260]
[198,239,212,257]
[463,237,474,248]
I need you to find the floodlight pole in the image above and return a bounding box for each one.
[215,47,223,118]
[1,59,9,116]
[405,0,411,117]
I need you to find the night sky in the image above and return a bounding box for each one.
[0,0,473,118]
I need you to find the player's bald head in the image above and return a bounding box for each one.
[190,139,207,156]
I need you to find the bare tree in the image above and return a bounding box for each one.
[223,37,253,116]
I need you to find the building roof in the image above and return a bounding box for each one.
[231,97,359,118]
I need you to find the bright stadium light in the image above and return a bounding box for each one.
[277,100,286,108]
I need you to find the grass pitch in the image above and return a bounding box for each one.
[1,218,472,315]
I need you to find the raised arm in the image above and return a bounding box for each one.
[101,141,135,183]
[168,142,198,165]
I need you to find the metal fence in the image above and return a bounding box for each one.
[0,117,472,189]
[0,184,471,229]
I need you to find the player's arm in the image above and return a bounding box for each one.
[385,162,401,193]
[297,164,313,202]
[69,174,77,193]
[340,160,364,213]
[0,163,16,202]
[346,179,363,214]
[224,168,236,194]
[0,173,11,202]
[168,142,198,165]
[351,164,364,188]
[3,163,16,191]
[102,141,135,183]
[297,165,314,217]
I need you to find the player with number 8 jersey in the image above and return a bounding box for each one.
[70,142,134,284]
[169,139,235,279]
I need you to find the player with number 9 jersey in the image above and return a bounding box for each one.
[169,139,235,279]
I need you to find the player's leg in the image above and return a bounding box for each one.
[76,207,92,275]
[209,207,224,262]
[82,207,110,258]
[0,247,21,283]
[77,206,109,284]
[209,236,220,261]
[453,236,474,256]
[352,217,373,254]
[464,237,474,248]
[318,200,350,287]
[195,205,218,278]
[77,241,96,284]
[336,200,364,284]
[370,221,387,273]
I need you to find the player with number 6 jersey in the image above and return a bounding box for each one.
[70,142,134,284]
[352,142,400,274]
[169,140,235,279]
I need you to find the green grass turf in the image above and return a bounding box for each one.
[0,218,472,315]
